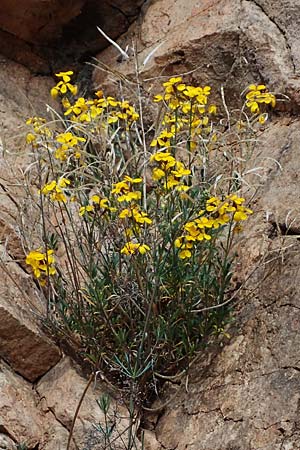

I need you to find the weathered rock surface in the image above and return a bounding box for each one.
[0,360,69,449]
[1,1,300,449]
[0,245,61,381]
[145,119,300,449]
[0,433,16,450]
[93,0,300,109]
[0,56,61,382]
[0,0,145,72]
[37,356,135,449]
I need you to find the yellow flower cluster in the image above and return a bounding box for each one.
[119,206,152,225]
[79,194,115,216]
[26,249,56,279]
[40,178,70,203]
[118,198,152,254]
[152,76,217,152]
[120,241,150,255]
[175,194,252,259]
[26,116,52,144]
[150,151,191,190]
[245,84,276,114]
[55,131,86,161]
[57,83,139,126]
[154,77,212,110]
[50,71,78,99]
[111,176,143,202]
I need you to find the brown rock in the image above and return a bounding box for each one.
[0,0,85,45]
[93,0,300,108]
[0,245,61,381]
[0,359,68,449]
[0,434,15,450]
[37,356,138,449]
[0,1,145,72]
[147,118,300,450]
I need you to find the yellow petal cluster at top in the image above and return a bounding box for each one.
[120,241,150,256]
[175,194,253,259]
[55,131,86,161]
[245,84,276,114]
[111,176,143,203]
[56,84,139,126]
[119,206,152,225]
[152,76,217,152]
[40,178,71,203]
[26,249,56,279]
[150,151,191,191]
[25,116,52,145]
[79,194,116,216]
[153,77,212,110]
[50,71,78,99]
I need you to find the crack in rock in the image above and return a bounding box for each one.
[250,0,296,72]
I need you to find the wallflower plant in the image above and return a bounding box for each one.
[23,71,276,446]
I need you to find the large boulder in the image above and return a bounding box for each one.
[37,356,138,449]
[93,0,300,109]
[143,118,300,449]
[0,360,69,449]
[0,0,145,72]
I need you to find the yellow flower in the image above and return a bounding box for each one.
[178,249,192,259]
[176,185,190,192]
[258,114,266,124]
[118,191,142,202]
[123,175,143,184]
[112,181,130,195]
[120,241,150,255]
[55,71,74,82]
[163,176,180,190]
[26,133,36,144]
[107,115,118,124]
[233,210,248,221]
[245,84,276,114]
[58,178,71,188]
[51,190,67,203]
[150,130,174,148]
[163,77,183,92]
[153,94,164,102]
[107,96,119,107]
[175,237,184,248]
[208,105,217,114]
[64,97,88,116]
[79,205,94,216]
[171,162,191,178]
[26,249,56,279]
[152,167,165,181]
[41,180,57,194]
[150,151,173,163]
[133,209,152,224]
[91,195,109,209]
[138,243,151,254]
[56,132,86,147]
[51,71,78,99]
[41,178,70,203]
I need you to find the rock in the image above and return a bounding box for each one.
[146,118,300,450]
[0,56,61,382]
[0,0,85,45]
[0,247,61,381]
[37,356,138,449]
[93,0,300,109]
[0,434,15,450]
[0,360,69,449]
[142,429,161,450]
[0,1,145,72]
